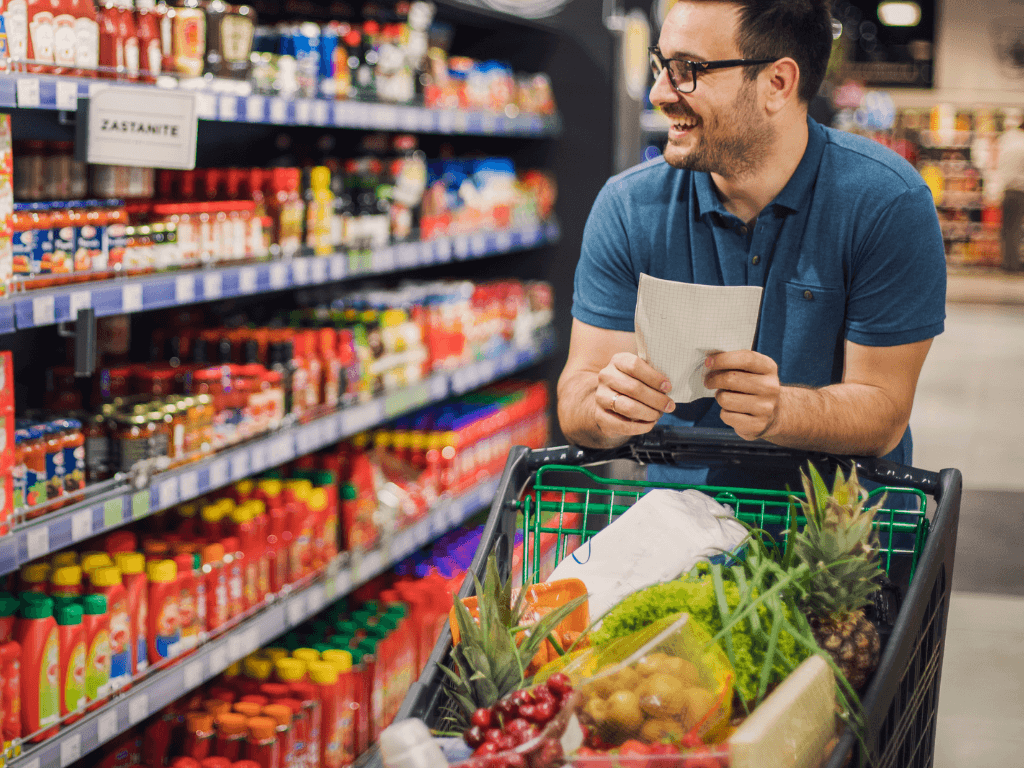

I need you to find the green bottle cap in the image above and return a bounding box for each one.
[356,639,377,656]
[328,634,352,649]
[0,592,19,617]
[312,642,334,655]
[363,600,380,614]
[334,620,358,635]
[351,610,373,625]
[193,553,203,570]
[56,602,84,625]
[386,603,408,618]
[261,470,284,480]
[21,596,54,619]
[82,594,107,615]
[341,484,357,501]
[20,591,49,606]
[365,624,389,640]
[312,470,335,486]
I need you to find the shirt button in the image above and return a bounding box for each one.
[803,290,814,300]
[738,225,748,236]
[751,255,761,265]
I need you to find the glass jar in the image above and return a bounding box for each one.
[84,412,112,483]
[145,408,172,466]
[134,365,178,398]
[163,400,187,465]
[111,413,150,473]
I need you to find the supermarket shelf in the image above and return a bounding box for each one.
[8,473,501,768]
[0,222,561,333]
[0,326,555,578]
[0,74,561,136]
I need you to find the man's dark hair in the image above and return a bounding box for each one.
[689,0,834,103]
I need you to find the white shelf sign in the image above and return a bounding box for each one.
[60,734,82,766]
[97,710,119,743]
[86,87,199,170]
[128,693,149,724]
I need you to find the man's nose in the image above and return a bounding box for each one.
[649,66,682,109]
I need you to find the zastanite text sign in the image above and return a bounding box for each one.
[83,86,198,170]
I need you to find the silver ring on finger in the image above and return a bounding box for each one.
[611,393,619,413]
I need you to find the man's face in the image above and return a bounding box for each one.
[650,1,775,177]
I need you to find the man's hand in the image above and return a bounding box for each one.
[595,352,676,439]
[704,350,782,440]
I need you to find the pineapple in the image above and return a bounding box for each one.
[790,463,885,690]
[439,555,586,729]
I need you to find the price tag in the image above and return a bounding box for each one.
[269,263,288,289]
[292,258,310,284]
[128,693,149,725]
[269,98,287,124]
[71,509,92,542]
[230,451,249,479]
[210,459,228,488]
[228,633,244,661]
[483,113,498,133]
[251,444,268,471]
[238,267,257,294]
[131,490,150,519]
[179,471,198,500]
[470,233,487,255]
[209,644,228,673]
[17,78,40,107]
[218,96,239,121]
[286,594,307,626]
[343,403,380,435]
[104,498,123,527]
[26,525,49,561]
[69,290,92,317]
[274,436,293,463]
[203,272,223,299]
[246,96,264,122]
[183,660,204,690]
[122,283,144,313]
[60,734,82,766]
[398,243,417,268]
[97,710,119,743]
[496,231,512,251]
[158,477,180,508]
[455,111,469,132]
[196,93,217,119]
[454,236,470,259]
[53,80,79,110]
[32,295,55,326]
[438,110,455,132]
[174,275,195,303]
[311,258,327,283]
[480,359,497,382]
[295,99,311,124]
[435,238,452,263]
[329,255,346,280]
[313,100,329,125]
[372,247,396,273]
[243,627,260,654]
[307,585,325,613]
[334,102,350,125]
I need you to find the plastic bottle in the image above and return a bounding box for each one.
[80,551,114,578]
[277,698,308,768]
[290,680,323,768]
[173,553,199,651]
[285,480,314,581]
[0,594,19,643]
[114,551,148,675]
[214,712,247,760]
[321,649,355,767]
[262,704,295,768]
[0,640,22,756]
[55,601,86,721]
[221,535,244,617]
[201,501,230,542]
[134,0,160,79]
[16,594,59,740]
[246,500,271,602]
[182,711,215,761]
[268,168,304,258]
[147,559,180,662]
[89,565,131,690]
[48,565,82,599]
[202,543,228,631]
[245,716,280,768]
[81,593,111,709]
[229,505,258,610]
[242,657,273,697]
[19,562,52,594]
[307,661,346,768]
[71,0,101,75]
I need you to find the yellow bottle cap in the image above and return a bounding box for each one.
[89,566,123,588]
[200,504,225,523]
[235,479,256,497]
[21,562,52,584]
[311,166,331,191]
[146,559,178,583]
[80,552,114,575]
[50,552,79,568]
[257,479,283,498]
[217,498,236,514]
[307,488,329,513]
[292,648,320,665]
[274,657,307,682]
[285,479,313,499]
[262,647,290,664]
[178,502,199,519]
[51,565,83,588]
[229,506,252,525]
[115,552,145,575]
[307,661,339,686]
[244,657,273,681]
[224,661,243,678]
[244,499,266,517]
[321,649,353,673]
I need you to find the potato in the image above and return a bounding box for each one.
[604,690,644,738]
[659,656,701,687]
[638,673,688,717]
[680,687,718,730]
[635,652,672,677]
[640,717,687,743]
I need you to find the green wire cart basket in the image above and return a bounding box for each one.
[392,427,962,768]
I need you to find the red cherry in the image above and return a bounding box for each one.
[505,718,533,736]
[517,704,538,722]
[495,697,518,720]
[472,708,494,729]
[509,691,530,708]
[474,742,499,757]
[495,733,518,751]
[533,700,556,724]
[545,673,572,698]
[504,753,527,768]
[533,686,557,706]
[485,728,504,744]
[464,725,486,748]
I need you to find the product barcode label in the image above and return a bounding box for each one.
[292,258,310,284]
[203,272,223,299]
[32,295,55,326]
[238,267,257,294]
[71,510,92,542]
[313,101,329,125]
[438,110,456,132]
[128,693,149,724]
[60,734,82,766]
[218,96,239,122]
[158,477,180,508]
[69,290,92,317]
[25,526,48,560]
[179,472,199,500]
[334,102,351,125]
[453,236,470,259]
[183,661,203,690]
[97,710,119,743]
[496,232,513,251]
[56,81,79,110]
[17,78,40,107]
[269,263,288,289]
[470,233,487,255]
[122,284,143,313]
[209,459,228,488]
[230,452,249,479]
[435,238,452,263]
[269,98,287,124]
[175,275,195,303]
[329,255,346,280]
[246,96,264,122]
[296,99,312,124]
[311,258,328,283]
[286,595,307,626]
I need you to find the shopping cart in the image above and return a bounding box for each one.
[388,427,962,768]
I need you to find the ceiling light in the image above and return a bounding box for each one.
[877,2,922,27]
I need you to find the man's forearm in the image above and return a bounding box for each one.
[556,371,631,449]
[764,383,907,456]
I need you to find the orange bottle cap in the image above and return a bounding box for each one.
[186,712,214,733]
[215,712,248,735]
[204,700,232,716]
[233,702,262,718]
[246,716,277,740]
[261,704,293,728]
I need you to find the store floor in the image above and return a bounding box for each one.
[908,303,1024,768]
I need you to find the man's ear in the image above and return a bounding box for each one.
[762,57,800,114]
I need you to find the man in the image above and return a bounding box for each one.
[557,0,946,485]
[995,109,1024,271]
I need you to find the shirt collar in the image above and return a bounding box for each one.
[693,115,826,222]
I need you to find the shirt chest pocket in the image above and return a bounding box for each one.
[760,280,847,387]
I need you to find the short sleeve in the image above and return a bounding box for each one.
[845,185,946,346]
[571,182,639,332]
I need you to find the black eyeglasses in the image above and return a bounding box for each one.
[649,46,776,94]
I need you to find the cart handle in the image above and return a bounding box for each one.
[527,426,942,495]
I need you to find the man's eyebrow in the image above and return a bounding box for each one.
[657,47,707,61]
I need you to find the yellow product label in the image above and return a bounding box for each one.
[86,629,111,701]
[40,629,60,726]
[65,642,86,712]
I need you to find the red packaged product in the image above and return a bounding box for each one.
[0,641,21,751]
[114,552,149,675]
[214,712,248,761]
[244,717,280,768]
[182,712,215,761]
[287,682,322,768]
[261,704,294,768]
[276,698,307,768]
[135,0,161,79]
[221,535,244,617]
[202,543,228,631]
[199,758,232,768]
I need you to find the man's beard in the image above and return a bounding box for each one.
[663,81,774,178]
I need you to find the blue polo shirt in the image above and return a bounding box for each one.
[572,117,946,488]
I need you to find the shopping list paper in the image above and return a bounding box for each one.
[634,274,763,403]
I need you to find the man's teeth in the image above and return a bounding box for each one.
[673,120,697,129]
